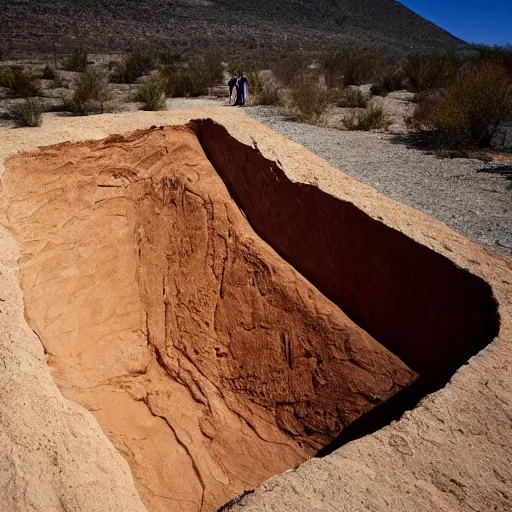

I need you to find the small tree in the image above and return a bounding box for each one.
[291,75,330,121]
[135,77,166,110]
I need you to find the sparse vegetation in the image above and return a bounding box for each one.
[160,67,207,98]
[337,88,368,108]
[0,67,40,97]
[323,51,382,87]
[290,75,330,121]
[272,55,307,87]
[63,50,88,72]
[344,106,388,131]
[111,52,155,83]
[10,98,44,127]
[189,54,223,90]
[403,53,460,93]
[67,69,110,115]
[370,69,404,96]
[410,61,512,148]
[255,83,281,106]
[41,65,56,80]
[135,77,166,110]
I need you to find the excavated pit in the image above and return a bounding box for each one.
[0,122,499,512]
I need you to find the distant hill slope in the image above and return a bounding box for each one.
[2,0,468,57]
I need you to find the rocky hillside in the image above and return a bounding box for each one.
[2,0,467,57]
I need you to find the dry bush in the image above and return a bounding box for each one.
[370,68,405,96]
[474,44,512,77]
[323,50,382,87]
[10,98,44,127]
[159,67,207,97]
[403,53,460,93]
[67,69,110,115]
[290,75,330,121]
[344,106,388,131]
[0,67,40,97]
[189,53,223,89]
[272,54,307,86]
[111,52,155,83]
[410,62,512,148]
[337,88,368,108]
[135,77,166,110]
[255,82,281,106]
[41,65,56,80]
[63,50,88,72]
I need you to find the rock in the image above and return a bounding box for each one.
[491,122,512,152]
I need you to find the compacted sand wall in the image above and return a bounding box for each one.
[193,120,500,391]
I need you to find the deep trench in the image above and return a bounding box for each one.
[191,119,501,457]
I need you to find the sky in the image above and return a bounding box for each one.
[398,0,511,46]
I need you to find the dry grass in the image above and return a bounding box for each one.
[9,98,44,127]
[135,77,166,111]
[290,75,330,122]
[344,106,388,131]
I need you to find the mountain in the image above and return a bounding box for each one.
[1,0,468,57]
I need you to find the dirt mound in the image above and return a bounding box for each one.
[1,126,416,511]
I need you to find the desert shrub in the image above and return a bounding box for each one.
[189,53,223,89]
[255,83,281,106]
[371,69,405,96]
[0,67,40,97]
[63,50,88,72]
[112,52,154,83]
[247,70,262,95]
[67,69,110,115]
[344,106,388,131]
[42,65,56,80]
[272,54,307,86]
[410,62,512,148]
[290,75,330,121]
[10,98,44,127]
[160,67,207,97]
[323,50,382,88]
[403,53,460,93]
[135,78,166,110]
[473,44,512,76]
[337,88,368,108]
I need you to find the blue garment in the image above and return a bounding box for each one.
[236,78,245,106]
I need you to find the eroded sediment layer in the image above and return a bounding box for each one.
[1,126,416,512]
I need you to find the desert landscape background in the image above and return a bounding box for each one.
[0,1,511,512]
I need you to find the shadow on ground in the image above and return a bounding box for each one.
[477,165,512,190]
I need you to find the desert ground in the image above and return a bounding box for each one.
[0,73,511,511]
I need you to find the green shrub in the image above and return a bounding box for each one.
[337,88,368,108]
[291,75,330,121]
[135,78,166,110]
[247,70,262,95]
[410,62,512,148]
[403,53,460,93]
[63,50,88,72]
[10,98,44,127]
[323,51,382,88]
[0,67,40,97]
[112,52,154,83]
[160,67,207,97]
[344,106,388,131]
[68,69,110,115]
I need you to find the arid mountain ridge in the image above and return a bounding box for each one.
[2,0,468,57]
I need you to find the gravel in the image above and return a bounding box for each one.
[245,106,512,258]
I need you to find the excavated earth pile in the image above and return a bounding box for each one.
[0,125,421,512]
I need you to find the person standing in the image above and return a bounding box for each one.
[228,76,237,105]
